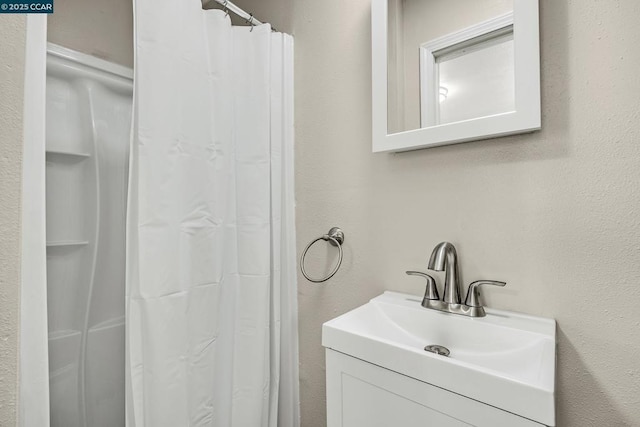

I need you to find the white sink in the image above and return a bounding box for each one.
[322,291,556,426]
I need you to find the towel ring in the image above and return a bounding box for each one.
[300,227,345,283]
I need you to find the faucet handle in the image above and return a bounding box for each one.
[464,280,506,307]
[406,271,440,302]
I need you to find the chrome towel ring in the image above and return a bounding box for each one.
[300,227,345,283]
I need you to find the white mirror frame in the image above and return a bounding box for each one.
[372,0,540,153]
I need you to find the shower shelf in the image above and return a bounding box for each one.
[89,316,126,333]
[48,329,82,341]
[46,240,89,248]
[46,150,91,160]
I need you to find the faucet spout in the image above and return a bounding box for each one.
[428,242,461,304]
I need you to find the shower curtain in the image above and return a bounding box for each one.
[126,1,298,426]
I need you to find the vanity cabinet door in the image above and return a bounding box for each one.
[326,350,545,427]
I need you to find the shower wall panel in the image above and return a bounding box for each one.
[46,47,132,427]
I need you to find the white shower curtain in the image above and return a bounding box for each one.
[126,1,298,426]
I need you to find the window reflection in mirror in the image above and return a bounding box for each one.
[387,0,514,134]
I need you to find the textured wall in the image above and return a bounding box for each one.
[0,15,27,427]
[292,1,640,426]
[47,0,134,67]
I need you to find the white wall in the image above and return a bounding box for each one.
[0,15,27,427]
[291,1,640,426]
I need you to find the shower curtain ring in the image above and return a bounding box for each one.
[248,13,254,31]
[223,0,229,17]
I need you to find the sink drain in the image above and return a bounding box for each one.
[424,345,450,357]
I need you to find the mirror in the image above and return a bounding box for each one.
[372,0,540,152]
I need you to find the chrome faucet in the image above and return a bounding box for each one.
[406,242,506,318]
[427,242,461,305]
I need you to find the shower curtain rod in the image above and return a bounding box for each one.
[207,0,276,31]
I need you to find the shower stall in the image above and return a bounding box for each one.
[45,44,132,427]
[20,3,298,425]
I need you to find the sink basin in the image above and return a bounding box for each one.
[322,291,556,426]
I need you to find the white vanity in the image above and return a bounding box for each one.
[323,292,556,427]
